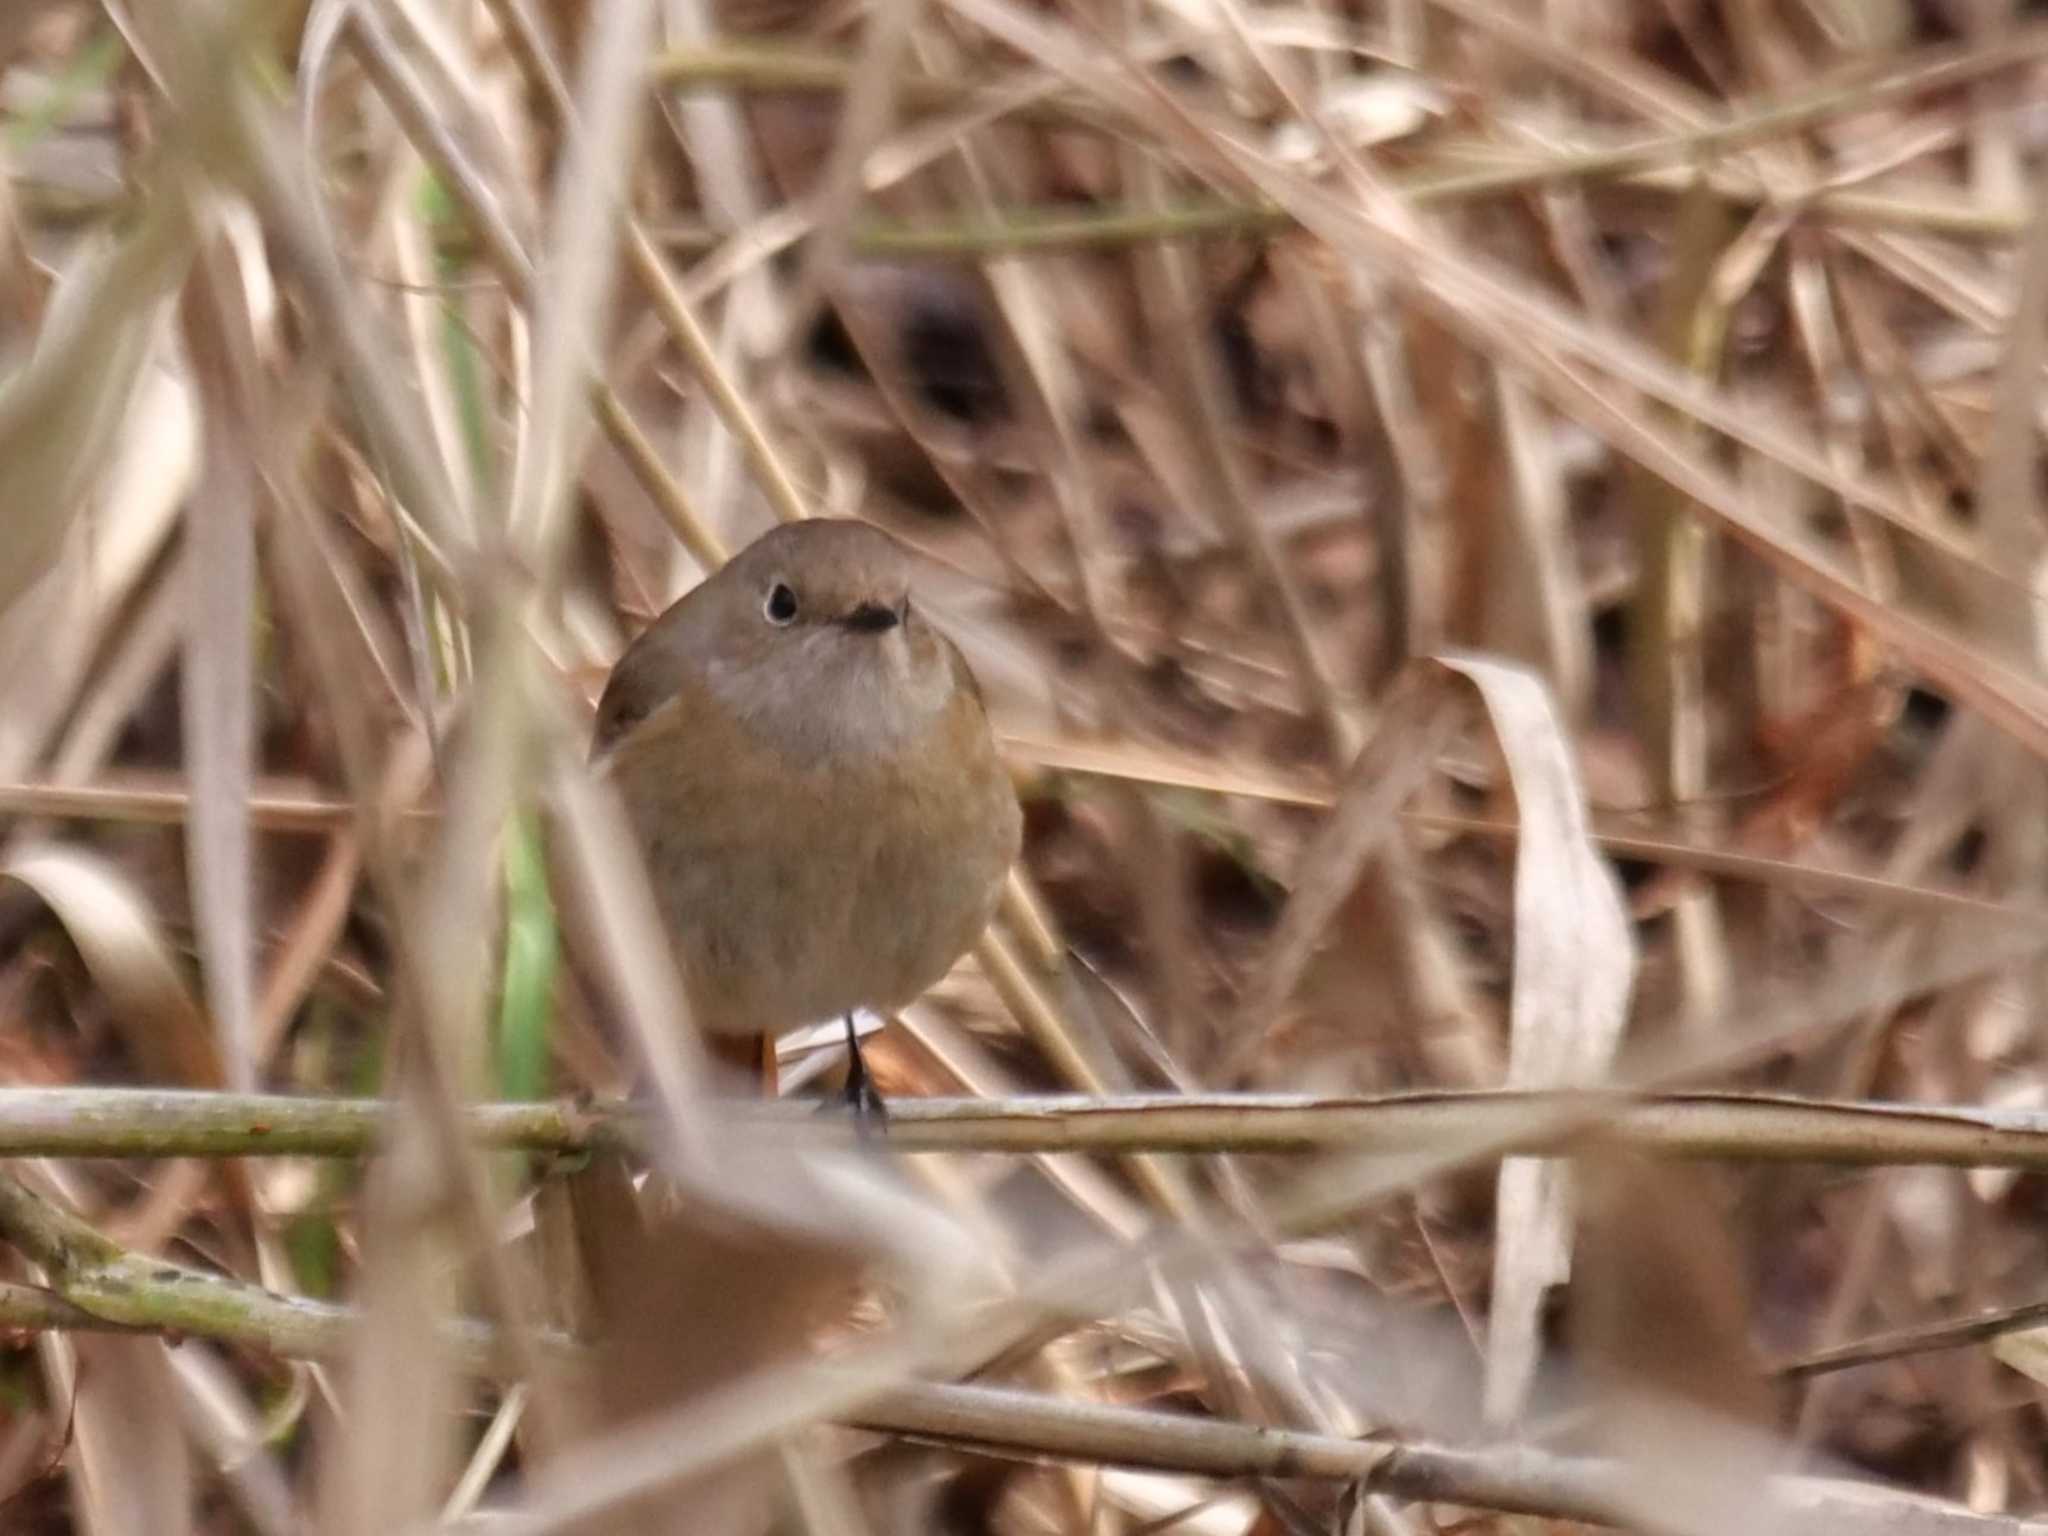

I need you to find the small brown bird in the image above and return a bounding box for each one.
[592,519,1021,1107]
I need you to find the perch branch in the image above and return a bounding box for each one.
[3,1087,2048,1165]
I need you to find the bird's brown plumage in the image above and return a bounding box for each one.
[593,521,1021,1074]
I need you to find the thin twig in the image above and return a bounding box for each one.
[4,767,2036,924]
[1775,1295,2048,1380]
[5,1087,2048,1165]
[859,1380,2048,1534]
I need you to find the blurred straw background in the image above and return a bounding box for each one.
[9,0,2048,1531]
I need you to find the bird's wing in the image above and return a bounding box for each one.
[591,626,691,762]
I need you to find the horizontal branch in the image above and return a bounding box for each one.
[0,1268,2032,1534]
[862,1381,2047,1535]
[0,1088,623,1158]
[5,1087,2048,1166]
[0,1172,515,1365]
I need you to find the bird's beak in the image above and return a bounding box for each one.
[842,600,905,633]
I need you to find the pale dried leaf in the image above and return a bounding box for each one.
[1992,1324,2048,1388]
[1,845,223,1088]
[0,200,191,614]
[1268,70,1448,166]
[1101,1468,1256,1534]
[1435,654,1635,1424]
[0,354,195,781]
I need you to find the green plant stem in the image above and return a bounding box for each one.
[4,28,125,150]
[4,1087,2048,1164]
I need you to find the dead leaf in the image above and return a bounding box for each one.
[0,199,192,615]
[1,845,223,1088]
[1434,654,1636,1424]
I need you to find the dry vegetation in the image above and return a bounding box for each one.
[10,0,2048,1531]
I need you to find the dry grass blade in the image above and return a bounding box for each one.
[168,1347,297,1536]
[941,0,2048,754]
[1133,160,1354,753]
[424,1096,1611,1536]
[998,732,2048,918]
[626,224,816,529]
[0,360,193,785]
[169,16,470,578]
[176,225,267,1092]
[973,926,1198,1220]
[15,0,2048,1528]
[1622,181,1743,1033]
[66,1336,193,1536]
[0,196,191,614]
[1,846,222,1089]
[783,0,923,330]
[315,1104,460,1536]
[1236,665,1458,1048]
[888,999,1153,1241]
[1438,654,1636,1424]
[1490,368,1590,714]
[507,0,656,568]
[383,661,564,1401]
[545,739,713,1167]
[1971,159,2048,602]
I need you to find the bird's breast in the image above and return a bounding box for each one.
[608,676,1017,1036]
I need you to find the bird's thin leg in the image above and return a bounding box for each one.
[841,1013,888,1125]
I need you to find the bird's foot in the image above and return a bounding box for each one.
[817,1015,889,1135]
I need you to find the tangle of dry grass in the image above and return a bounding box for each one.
[7,2,2048,1533]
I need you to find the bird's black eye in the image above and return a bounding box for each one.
[764,581,799,625]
